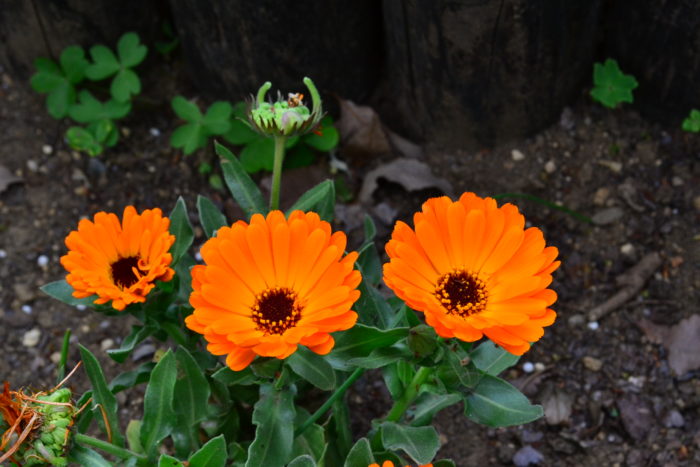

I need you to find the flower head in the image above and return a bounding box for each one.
[383,193,560,355]
[248,77,323,137]
[60,206,175,311]
[185,210,361,371]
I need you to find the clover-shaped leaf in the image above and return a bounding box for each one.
[170,97,232,155]
[30,46,88,118]
[85,32,147,102]
[682,109,700,133]
[66,126,104,157]
[590,59,638,109]
[69,90,131,123]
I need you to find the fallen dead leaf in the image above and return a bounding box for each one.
[337,99,391,156]
[617,394,653,440]
[0,165,22,193]
[358,158,453,204]
[542,385,573,425]
[639,314,700,376]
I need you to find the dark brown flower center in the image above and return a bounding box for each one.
[110,256,144,289]
[252,287,302,335]
[434,269,488,317]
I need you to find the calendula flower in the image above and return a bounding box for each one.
[186,210,361,371]
[60,206,175,311]
[383,193,560,355]
[368,462,433,467]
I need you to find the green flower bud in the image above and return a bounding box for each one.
[248,77,324,137]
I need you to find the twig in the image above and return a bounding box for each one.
[588,252,663,321]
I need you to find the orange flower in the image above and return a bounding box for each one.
[60,206,175,311]
[185,210,361,371]
[383,193,560,355]
[368,462,433,467]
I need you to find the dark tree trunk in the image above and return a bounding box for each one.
[380,0,602,150]
[168,0,383,103]
[604,0,700,124]
[0,0,165,81]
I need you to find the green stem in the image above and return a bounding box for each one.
[295,367,365,437]
[269,136,287,211]
[74,433,148,462]
[56,329,71,384]
[384,366,433,423]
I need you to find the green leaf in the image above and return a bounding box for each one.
[171,122,206,155]
[86,45,120,80]
[60,45,89,84]
[188,435,228,467]
[202,101,233,134]
[240,137,274,173]
[246,384,296,467]
[288,455,316,467]
[197,195,227,238]
[682,109,700,132]
[327,325,409,371]
[381,422,440,465]
[344,438,374,467]
[68,444,112,467]
[158,454,184,466]
[174,347,211,428]
[346,346,411,369]
[212,366,258,386]
[283,144,316,170]
[292,412,325,461]
[78,345,125,446]
[109,362,156,393]
[216,142,267,218]
[140,350,177,456]
[106,325,154,363]
[287,179,335,221]
[470,341,520,376]
[126,419,144,454]
[41,279,96,307]
[303,116,339,152]
[410,392,462,426]
[439,346,481,389]
[355,279,393,329]
[168,196,194,266]
[224,118,259,145]
[31,58,62,92]
[464,374,543,427]
[287,346,336,390]
[590,58,638,108]
[111,68,141,102]
[69,91,130,123]
[66,126,103,156]
[46,81,76,119]
[172,96,203,122]
[118,32,148,68]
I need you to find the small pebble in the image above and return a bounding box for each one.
[583,356,603,371]
[513,445,544,466]
[42,144,53,155]
[544,160,556,173]
[100,338,115,351]
[522,362,535,373]
[195,251,203,261]
[534,362,545,372]
[26,159,39,172]
[620,243,635,256]
[149,128,161,137]
[593,187,611,206]
[693,196,700,211]
[663,409,685,428]
[21,304,32,314]
[76,304,87,311]
[50,351,62,364]
[0,249,7,258]
[598,159,623,173]
[587,321,599,330]
[671,176,683,187]
[37,254,49,267]
[568,314,585,326]
[511,149,525,161]
[22,328,41,347]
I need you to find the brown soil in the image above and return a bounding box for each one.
[1,62,699,466]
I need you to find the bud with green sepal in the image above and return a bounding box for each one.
[248,77,323,137]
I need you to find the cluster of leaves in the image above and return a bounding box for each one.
[171,99,339,172]
[42,142,540,466]
[682,109,700,132]
[31,32,147,156]
[590,58,638,109]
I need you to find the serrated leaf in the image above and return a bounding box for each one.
[172,96,203,122]
[111,68,141,102]
[240,137,274,173]
[216,142,267,217]
[86,45,120,80]
[464,374,543,427]
[60,45,89,84]
[203,101,233,134]
[41,279,96,307]
[590,58,638,108]
[118,32,148,68]
[470,341,520,376]
[381,422,439,465]
[168,196,194,265]
[197,195,227,238]
[287,179,334,221]
[140,350,177,456]
[171,122,206,155]
[246,384,296,467]
[287,346,336,390]
[344,438,374,467]
[188,435,227,467]
[78,345,125,447]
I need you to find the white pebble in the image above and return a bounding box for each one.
[42,144,53,155]
[544,160,556,173]
[534,362,546,372]
[22,328,41,347]
[0,249,7,258]
[21,304,33,314]
[620,243,635,256]
[100,338,115,351]
[149,127,161,137]
[50,351,62,364]
[37,254,49,267]
[195,251,203,261]
[511,149,525,161]
[76,304,87,311]
[26,159,39,172]
[587,321,599,331]
[522,361,535,373]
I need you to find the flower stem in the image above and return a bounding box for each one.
[384,366,433,423]
[74,433,148,462]
[269,136,287,211]
[294,367,365,438]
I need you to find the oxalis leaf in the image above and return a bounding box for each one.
[464,374,543,427]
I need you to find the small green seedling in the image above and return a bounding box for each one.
[65,90,131,155]
[30,46,89,118]
[590,58,638,108]
[85,32,148,102]
[170,97,232,155]
[682,109,700,132]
